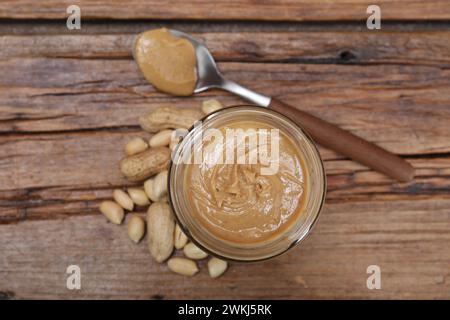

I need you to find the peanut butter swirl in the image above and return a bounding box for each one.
[185,121,306,244]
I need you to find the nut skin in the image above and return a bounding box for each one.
[113,189,134,211]
[167,257,199,276]
[147,202,174,263]
[99,201,124,225]
[120,147,171,182]
[127,215,146,243]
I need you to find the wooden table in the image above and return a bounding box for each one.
[1,1,450,300]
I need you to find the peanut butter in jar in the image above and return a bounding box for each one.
[169,107,326,261]
[185,120,307,245]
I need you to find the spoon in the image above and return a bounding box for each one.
[170,29,414,182]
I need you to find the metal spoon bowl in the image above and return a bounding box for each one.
[170,29,271,106]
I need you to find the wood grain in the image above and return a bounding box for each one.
[1,30,450,222]
[1,199,449,299]
[0,22,449,299]
[1,57,449,154]
[2,32,450,67]
[1,0,450,21]
[0,123,449,224]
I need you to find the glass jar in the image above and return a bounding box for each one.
[168,106,326,262]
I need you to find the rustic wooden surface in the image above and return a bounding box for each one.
[2,0,450,21]
[0,3,450,300]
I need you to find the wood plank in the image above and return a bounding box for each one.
[0,22,448,300]
[1,127,449,222]
[2,20,448,37]
[1,32,450,67]
[1,57,449,155]
[1,0,450,21]
[1,199,449,299]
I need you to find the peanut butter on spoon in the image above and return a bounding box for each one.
[133,28,197,96]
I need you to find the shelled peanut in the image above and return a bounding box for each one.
[168,257,199,276]
[202,99,224,115]
[100,201,124,225]
[125,137,148,156]
[149,129,173,147]
[174,224,188,249]
[98,100,228,278]
[147,202,174,262]
[128,215,146,243]
[183,242,208,260]
[113,189,134,211]
[144,170,168,202]
[208,257,228,278]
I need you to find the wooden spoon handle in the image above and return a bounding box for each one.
[269,98,414,182]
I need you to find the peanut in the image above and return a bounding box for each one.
[183,242,208,260]
[125,137,148,156]
[174,224,188,249]
[113,189,134,211]
[207,257,228,278]
[143,171,166,203]
[127,188,150,206]
[99,201,124,225]
[127,215,146,243]
[120,146,171,182]
[139,106,204,133]
[202,99,224,115]
[150,170,168,202]
[147,202,174,263]
[143,178,154,199]
[167,258,199,277]
[149,129,173,147]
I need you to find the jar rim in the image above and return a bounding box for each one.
[168,105,327,262]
